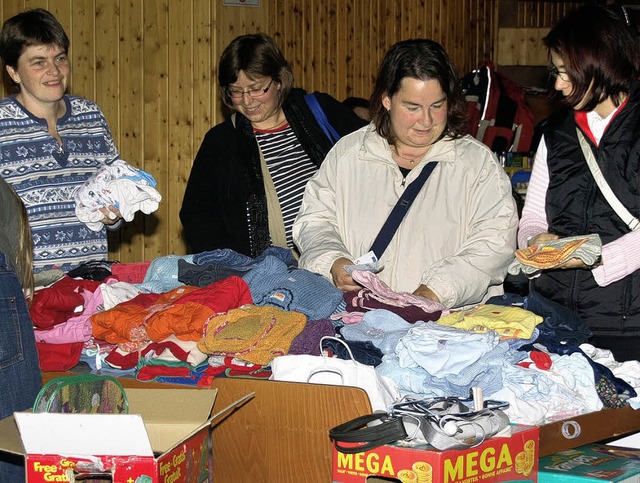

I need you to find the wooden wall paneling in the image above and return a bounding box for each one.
[452,0,465,75]
[469,0,480,69]
[69,0,95,124]
[362,2,378,99]
[279,0,299,90]
[167,0,193,257]
[366,1,381,100]
[360,0,373,98]
[192,1,213,162]
[115,1,145,264]
[353,0,365,98]
[141,1,170,262]
[45,0,71,36]
[306,0,318,92]
[324,0,340,96]
[486,0,498,67]
[497,27,548,66]
[294,0,308,91]
[304,1,314,92]
[471,0,488,71]
[362,0,377,99]
[378,0,388,84]
[186,0,213,255]
[400,0,414,42]
[18,0,44,14]
[379,1,392,63]
[431,0,443,50]
[95,0,122,260]
[339,0,353,99]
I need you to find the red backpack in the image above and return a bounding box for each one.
[461,62,535,153]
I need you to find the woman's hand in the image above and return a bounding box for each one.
[557,258,594,269]
[527,232,560,246]
[527,232,598,269]
[331,257,361,291]
[99,205,123,226]
[413,284,441,303]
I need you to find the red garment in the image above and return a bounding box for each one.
[30,276,102,329]
[36,341,83,371]
[105,340,194,370]
[136,364,193,381]
[111,261,151,283]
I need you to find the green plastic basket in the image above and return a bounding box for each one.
[33,374,128,414]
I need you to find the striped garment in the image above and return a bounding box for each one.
[0,95,119,273]
[254,123,318,249]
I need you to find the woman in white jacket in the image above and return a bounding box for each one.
[293,39,517,309]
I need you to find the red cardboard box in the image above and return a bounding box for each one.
[0,387,252,483]
[332,424,539,483]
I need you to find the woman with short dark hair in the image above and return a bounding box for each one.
[0,8,122,273]
[180,33,366,257]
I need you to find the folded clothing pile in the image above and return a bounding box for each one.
[74,159,162,231]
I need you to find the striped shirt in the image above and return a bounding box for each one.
[0,95,118,273]
[254,123,318,249]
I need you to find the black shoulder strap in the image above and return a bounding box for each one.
[369,162,438,259]
[329,412,407,454]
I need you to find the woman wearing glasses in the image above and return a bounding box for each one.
[180,33,366,257]
[518,4,640,361]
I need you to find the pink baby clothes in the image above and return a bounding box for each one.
[351,270,449,316]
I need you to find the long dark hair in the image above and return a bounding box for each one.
[543,4,640,111]
[370,38,468,144]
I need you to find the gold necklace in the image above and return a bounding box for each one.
[392,147,425,165]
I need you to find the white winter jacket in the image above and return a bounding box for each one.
[292,124,518,309]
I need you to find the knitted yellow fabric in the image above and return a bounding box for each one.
[436,304,542,340]
[197,304,306,365]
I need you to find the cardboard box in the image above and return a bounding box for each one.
[0,386,252,483]
[538,444,640,482]
[332,424,538,483]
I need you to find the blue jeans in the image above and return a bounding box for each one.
[0,252,42,481]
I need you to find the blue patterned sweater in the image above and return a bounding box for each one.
[0,95,118,273]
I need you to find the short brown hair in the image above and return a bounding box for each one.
[218,33,294,109]
[0,8,69,68]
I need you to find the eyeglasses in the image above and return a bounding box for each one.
[549,66,571,83]
[227,79,274,99]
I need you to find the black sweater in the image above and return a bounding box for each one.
[180,88,367,257]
